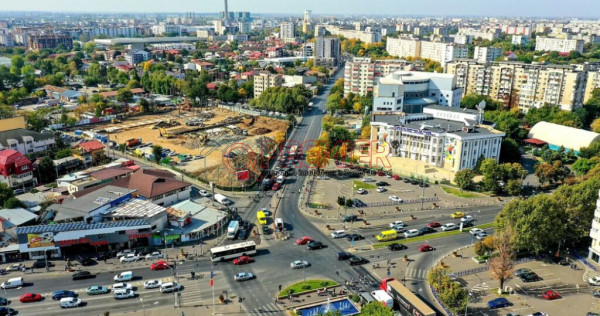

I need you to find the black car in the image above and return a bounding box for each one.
[77,257,96,266]
[520,272,541,283]
[0,297,6,306]
[403,178,411,183]
[0,307,15,316]
[307,241,325,250]
[461,221,474,228]
[346,233,364,241]
[238,228,248,240]
[72,270,94,280]
[262,225,270,234]
[31,260,55,269]
[419,182,430,188]
[418,227,436,235]
[352,199,367,208]
[349,257,369,266]
[95,252,116,261]
[375,181,389,186]
[342,215,358,223]
[336,252,353,260]
[388,243,407,251]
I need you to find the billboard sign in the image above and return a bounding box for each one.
[27,232,55,248]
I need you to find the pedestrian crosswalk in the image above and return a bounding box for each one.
[404,268,428,280]
[246,302,286,316]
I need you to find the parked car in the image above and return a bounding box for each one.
[514,268,533,277]
[352,199,366,207]
[120,254,140,263]
[388,243,407,251]
[72,271,94,280]
[116,249,136,258]
[19,293,42,303]
[330,230,346,239]
[198,190,211,197]
[52,290,76,300]
[86,286,109,295]
[375,181,389,186]
[233,256,253,265]
[520,272,541,283]
[0,307,15,316]
[145,252,164,260]
[336,252,353,260]
[234,272,255,282]
[76,257,95,266]
[342,215,358,222]
[31,260,54,269]
[5,264,23,272]
[0,298,6,306]
[541,290,561,300]
[451,211,465,218]
[589,276,600,286]
[143,280,162,289]
[296,236,313,245]
[290,260,310,269]
[488,297,510,309]
[348,257,369,266]
[356,188,367,194]
[389,196,403,203]
[441,223,457,231]
[307,241,325,250]
[346,233,364,241]
[418,244,434,252]
[376,187,387,193]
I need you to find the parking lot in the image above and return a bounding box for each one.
[442,246,599,316]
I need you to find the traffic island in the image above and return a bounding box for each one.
[277,279,339,299]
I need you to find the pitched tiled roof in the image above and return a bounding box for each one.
[110,169,189,198]
[0,149,31,166]
[77,140,105,152]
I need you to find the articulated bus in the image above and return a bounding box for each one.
[210,241,257,262]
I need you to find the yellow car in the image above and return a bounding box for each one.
[450,211,465,218]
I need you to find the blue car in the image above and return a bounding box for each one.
[51,290,76,300]
[487,297,510,309]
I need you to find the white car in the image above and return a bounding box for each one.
[356,188,367,194]
[116,249,136,257]
[441,223,457,231]
[330,230,346,239]
[404,229,419,238]
[234,272,255,281]
[199,190,211,197]
[145,252,164,260]
[469,228,484,235]
[389,196,403,203]
[261,208,272,216]
[461,215,474,223]
[120,254,140,263]
[589,276,600,286]
[389,221,405,228]
[290,260,310,269]
[392,225,406,233]
[113,289,135,299]
[60,297,82,308]
[362,178,374,182]
[376,187,386,193]
[475,232,488,240]
[144,280,163,289]
[112,283,133,291]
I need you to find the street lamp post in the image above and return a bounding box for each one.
[140,297,146,316]
[464,291,472,316]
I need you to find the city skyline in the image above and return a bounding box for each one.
[0,0,599,18]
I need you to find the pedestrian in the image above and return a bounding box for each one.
[104,258,107,264]
[336,271,339,277]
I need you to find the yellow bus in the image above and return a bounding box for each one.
[376,230,397,242]
[257,210,267,225]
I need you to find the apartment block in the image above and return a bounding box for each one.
[588,189,600,264]
[584,70,600,103]
[323,25,382,44]
[386,37,467,65]
[446,59,589,112]
[343,57,416,97]
[27,34,73,50]
[473,46,503,63]
[314,37,341,66]
[535,37,584,54]
[254,72,283,98]
[280,22,296,40]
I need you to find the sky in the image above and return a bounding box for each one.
[1,0,599,18]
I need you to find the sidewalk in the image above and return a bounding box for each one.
[114,300,252,316]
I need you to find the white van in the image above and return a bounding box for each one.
[60,297,82,308]
[160,281,181,293]
[214,193,230,205]
[370,290,393,307]
[1,277,23,289]
[114,271,133,282]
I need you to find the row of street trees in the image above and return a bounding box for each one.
[454,158,527,195]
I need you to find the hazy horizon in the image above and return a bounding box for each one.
[0,0,599,18]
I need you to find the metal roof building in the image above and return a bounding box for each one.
[528,121,600,152]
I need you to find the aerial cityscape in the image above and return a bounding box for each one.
[0,1,599,316]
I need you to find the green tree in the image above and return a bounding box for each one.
[116,89,134,104]
[55,148,73,159]
[572,157,600,176]
[506,179,522,196]
[0,183,15,207]
[4,197,25,209]
[151,145,163,164]
[37,156,57,184]
[10,55,25,75]
[326,93,342,113]
[454,169,475,191]
[461,93,502,111]
[500,138,521,163]
[359,301,394,316]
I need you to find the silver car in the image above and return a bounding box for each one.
[234,272,254,282]
[290,260,310,269]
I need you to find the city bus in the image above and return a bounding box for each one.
[210,241,257,262]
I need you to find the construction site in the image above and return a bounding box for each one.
[78,107,289,188]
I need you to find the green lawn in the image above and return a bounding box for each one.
[372,223,495,249]
[278,279,339,298]
[353,180,377,190]
[308,202,329,209]
[441,185,483,198]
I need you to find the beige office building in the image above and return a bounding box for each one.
[253,73,283,98]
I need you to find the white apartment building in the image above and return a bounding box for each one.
[125,50,150,65]
[373,71,463,113]
[457,28,499,41]
[344,57,421,97]
[588,190,600,264]
[254,72,283,98]
[473,46,503,63]
[446,59,591,112]
[535,37,584,54]
[511,35,529,46]
[324,25,382,44]
[501,25,532,36]
[386,38,467,65]
[454,34,474,45]
[151,24,181,36]
[280,22,296,40]
[369,106,504,173]
[90,27,138,38]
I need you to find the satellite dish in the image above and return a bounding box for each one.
[476,100,486,110]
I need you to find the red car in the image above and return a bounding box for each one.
[377,171,384,176]
[20,293,43,303]
[393,175,401,180]
[150,260,170,270]
[233,256,253,265]
[272,183,281,191]
[296,236,313,245]
[418,244,434,252]
[542,290,561,300]
[427,222,441,228]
